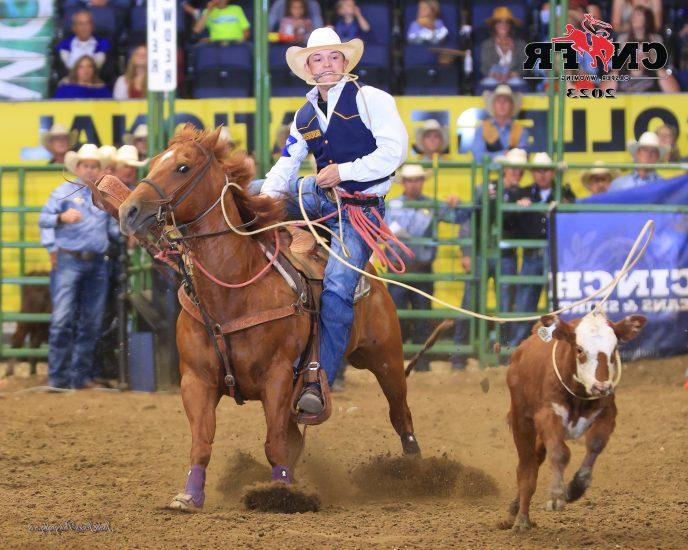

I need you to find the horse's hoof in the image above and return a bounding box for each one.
[545,497,565,512]
[511,513,533,532]
[401,432,421,456]
[242,482,320,513]
[168,493,202,512]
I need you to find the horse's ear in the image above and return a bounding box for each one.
[202,127,223,151]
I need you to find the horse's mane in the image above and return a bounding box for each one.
[169,125,286,238]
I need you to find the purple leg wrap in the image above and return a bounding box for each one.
[184,464,206,508]
[272,465,291,483]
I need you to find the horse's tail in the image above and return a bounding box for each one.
[404,319,455,377]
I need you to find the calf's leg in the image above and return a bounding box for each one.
[535,408,570,512]
[510,413,541,531]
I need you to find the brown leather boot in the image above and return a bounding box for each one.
[296,363,324,414]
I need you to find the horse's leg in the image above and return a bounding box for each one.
[287,418,305,470]
[262,361,296,482]
[349,346,420,456]
[169,363,221,511]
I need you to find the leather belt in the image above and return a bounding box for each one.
[58,248,103,261]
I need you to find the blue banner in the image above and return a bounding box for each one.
[554,174,688,359]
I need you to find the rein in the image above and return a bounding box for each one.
[551,340,623,401]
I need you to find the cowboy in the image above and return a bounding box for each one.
[510,151,575,346]
[610,131,667,192]
[386,164,466,371]
[123,124,148,161]
[98,145,118,176]
[453,147,526,369]
[581,161,618,195]
[257,27,407,414]
[414,119,449,160]
[38,144,120,389]
[472,84,530,163]
[41,123,77,164]
[113,144,148,189]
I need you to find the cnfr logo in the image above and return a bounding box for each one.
[524,14,668,73]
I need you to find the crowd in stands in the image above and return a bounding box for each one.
[45,0,688,98]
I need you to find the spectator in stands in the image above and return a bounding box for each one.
[386,164,465,371]
[510,152,575,345]
[113,45,147,100]
[38,144,120,389]
[41,123,77,164]
[193,0,250,43]
[610,131,666,191]
[581,161,618,195]
[479,7,527,93]
[414,119,449,160]
[472,85,530,163]
[452,147,525,369]
[407,0,448,45]
[114,145,147,189]
[333,0,370,42]
[656,124,681,162]
[278,0,313,45]
[612,0,662,35]
[123,124,148,161]
[57,10,111,70]
[54,55,112,99]
[269,0,323,32]
[272,124,291,162]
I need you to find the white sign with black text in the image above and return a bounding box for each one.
[147,0,177,92]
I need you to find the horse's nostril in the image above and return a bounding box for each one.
[126,205,139,225]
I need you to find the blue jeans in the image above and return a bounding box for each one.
[511,250,546,346]
[48,252,108,388]
[283,177,383,385]
[453,255,516,366]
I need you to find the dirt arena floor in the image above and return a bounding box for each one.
[1,355,687,549]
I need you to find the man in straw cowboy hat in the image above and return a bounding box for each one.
[386,164,465,371]
[257,27,408,414]
[41,123,78,164]
[472,84,530,163]
[610,131,667,192]
[581,161,618,195]
[113,144,148,189]
[414,119,449,160]
[39,144,120,389]
[123,123,148,161]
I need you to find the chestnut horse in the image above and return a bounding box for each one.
[117,126,420,510]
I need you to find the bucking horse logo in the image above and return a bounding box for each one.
[551,14,615,72]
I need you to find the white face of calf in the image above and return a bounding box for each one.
[540,312,647,397]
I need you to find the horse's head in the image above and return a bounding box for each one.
[119,125,227,236]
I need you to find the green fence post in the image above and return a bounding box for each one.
[254,0,271,176]
[478,161,491,366]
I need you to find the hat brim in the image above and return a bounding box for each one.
[581,168,619,187]
[120,158,148,168]
[414,126,449,152]
[627,140,668,158]
[483,89,522,118]
[487,15,522,26]
[285,38,364,83]
[397,169,430,181]
[64,151,103,176]
[41,129,78,149]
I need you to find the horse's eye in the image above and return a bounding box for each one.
[176,164,189,174]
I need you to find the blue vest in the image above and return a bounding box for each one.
[295,82,393,193]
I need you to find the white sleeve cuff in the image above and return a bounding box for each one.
[338,162,353,182]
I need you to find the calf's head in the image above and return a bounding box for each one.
[540,312,647,397]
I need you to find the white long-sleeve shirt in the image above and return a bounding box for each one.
[262,79,408,199]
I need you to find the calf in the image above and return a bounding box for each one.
[505,311,646,531]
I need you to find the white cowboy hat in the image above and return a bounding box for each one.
[530,152,554,168]
[495,148,528,165]
[219,126,238,147]
[627,131,668,158]
[40,123,78,149]
[115,144,148,167]
[98,145,118,167]
[399,164,428,180]
[414,119,449,152]
[123,124,148,145]
[581,161,619,188]
[64,143,103,175]
[483,84,522,118]
[285,27,364,83]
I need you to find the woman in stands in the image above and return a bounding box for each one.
[113,45,147,100]
[279,0,313,45]
[53,55,112,99]
[406,0,448,45]
[333,0,370,42]
[479,7,527,93]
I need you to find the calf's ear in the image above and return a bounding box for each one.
[539,314,576,343]
[610,315,647,343]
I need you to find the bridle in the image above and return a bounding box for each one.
[137,138,256,242]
